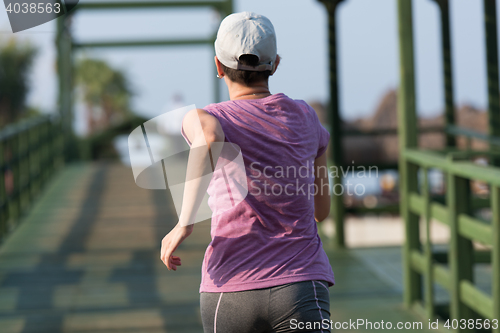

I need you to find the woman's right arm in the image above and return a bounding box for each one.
[160,108,224,270]
[314,151,330,222]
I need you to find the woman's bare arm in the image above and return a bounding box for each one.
[177,109,225,227]
[314,151,330,222]
[160,108,224,270]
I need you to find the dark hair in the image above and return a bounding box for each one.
[221,54,273,86]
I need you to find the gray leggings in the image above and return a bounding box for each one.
[200,280,331,333]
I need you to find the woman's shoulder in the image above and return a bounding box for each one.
[280,95,318,116]
[201,99,236,116]
[201,93,315,117]
[269,93,313,109]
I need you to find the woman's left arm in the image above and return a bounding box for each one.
[314,151,331,222]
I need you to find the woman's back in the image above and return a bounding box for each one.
[200,93,334,292]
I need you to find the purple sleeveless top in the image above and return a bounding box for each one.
[189,93,334,292]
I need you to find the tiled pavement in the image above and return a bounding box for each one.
[0,163,466,332]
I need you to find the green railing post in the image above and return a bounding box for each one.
[41,121,48,184]
[484,0,500,167]
[23,124,31,210]
[422,168,435,319]
[435,0,456,148]
[398,0,422,308]
[492,185,500,333]
[447,167,474,331]
[0,139,7,239]
[44,120,51,183]
[12,135,20,225]
[319,0,345,248]
[34,121,39,197]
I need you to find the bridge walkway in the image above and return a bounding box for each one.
[0,163,442,332]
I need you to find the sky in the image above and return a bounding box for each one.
[0,0,497,135]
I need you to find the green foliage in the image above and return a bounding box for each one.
[0,38,37,126]
[75,58,134,135]
[23,105,42,118]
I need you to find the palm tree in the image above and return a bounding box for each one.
[0,38,37,126]
[75,58,133,135]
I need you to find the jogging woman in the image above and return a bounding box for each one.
[160,12,335,333]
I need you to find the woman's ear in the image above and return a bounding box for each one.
[215,56,225,78]
[271,55,281,75]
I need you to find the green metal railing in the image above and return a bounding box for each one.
[398,0,500,330]
[403,149,500,329]
[0,116,64,243]
[447,125,500,149]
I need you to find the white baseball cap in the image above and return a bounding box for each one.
[215,12,277,72]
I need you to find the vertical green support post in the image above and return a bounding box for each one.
[447,169,473,332]
[56,14,74,162]
[224,0,233,103]
[484,0,500,166]
[435,0,456,147]
[213,15,221,105]
[492,186,500,333]
[224,0,234,19]
[320,0,345,248]
[213,57,221,103]
[397,0,422,308]
[422,168,434,318]
[213,1,233,103]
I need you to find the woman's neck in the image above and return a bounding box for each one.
[226,79,271,100]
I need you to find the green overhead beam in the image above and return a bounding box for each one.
[76,1,229,10]
[73,38,213,49]
[71,0,232,104]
